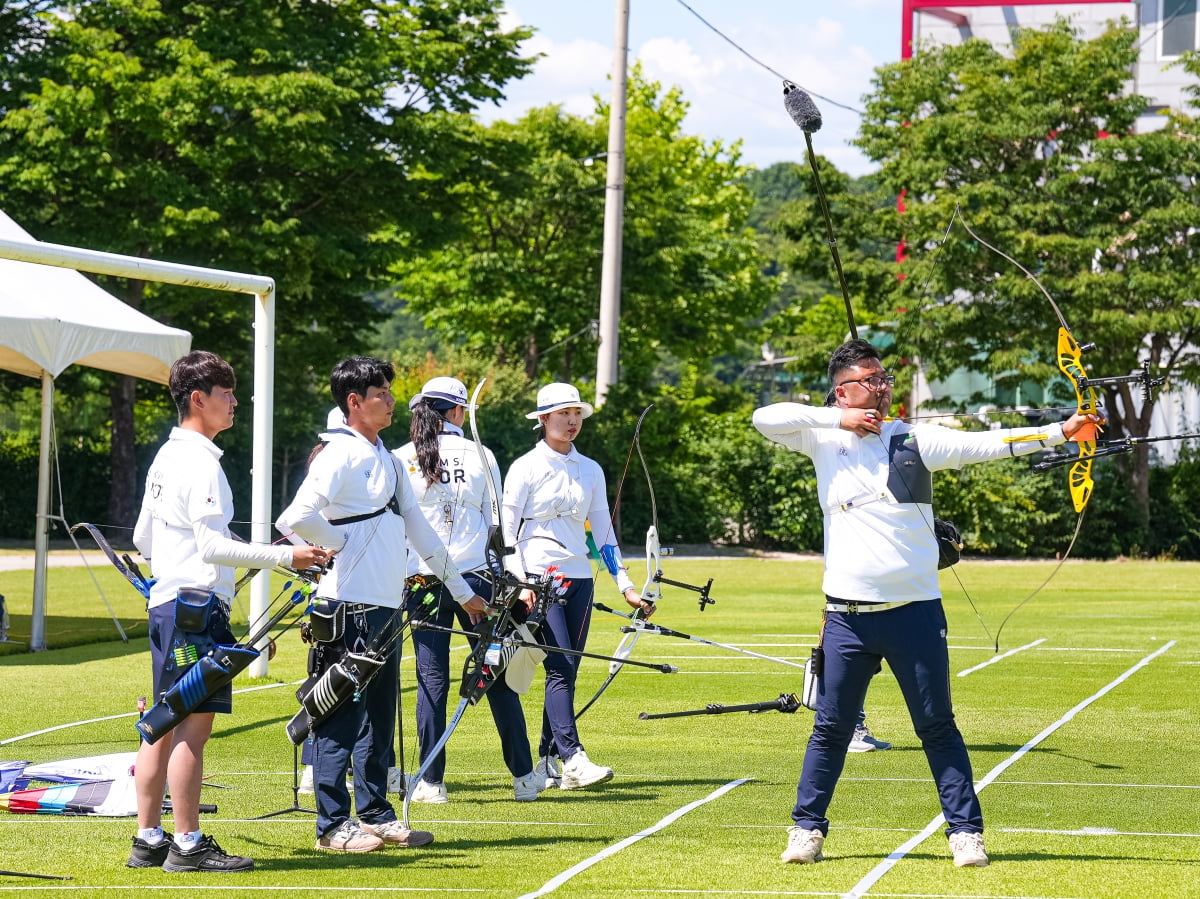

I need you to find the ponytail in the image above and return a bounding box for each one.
[410,400,448,487]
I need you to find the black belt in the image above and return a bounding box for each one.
[329,495,400,526]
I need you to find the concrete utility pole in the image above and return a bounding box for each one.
[594,0,629,408]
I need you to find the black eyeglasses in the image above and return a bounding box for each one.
[837,374,895,391]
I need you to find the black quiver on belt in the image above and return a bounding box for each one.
[286,651,385,745]
[136,644,260,744]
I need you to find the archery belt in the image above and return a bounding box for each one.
[136,644,259,744]
[286,651,386,745]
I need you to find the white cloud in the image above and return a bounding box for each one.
[489,3,895,176]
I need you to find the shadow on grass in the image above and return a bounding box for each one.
[0,630,148,665]
[240,829,620,873]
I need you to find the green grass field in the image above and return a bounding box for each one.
[2,556,1198,898]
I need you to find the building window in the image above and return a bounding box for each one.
[1162,0,1198,57]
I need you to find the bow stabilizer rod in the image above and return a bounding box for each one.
[639,692,802,720]
[410,620,679,674]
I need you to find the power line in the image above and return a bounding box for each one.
[669,0,865,116]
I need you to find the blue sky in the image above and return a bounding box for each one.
[485,0,903,176]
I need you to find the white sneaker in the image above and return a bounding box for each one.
[949,831,988,867]
[534,756,561,790]
[781,826,825,863]
[513,771,544,802]
[848,724,892,752]
[408,778,449,804]
[560,750,613,790]
[386,767,405,793]
[298,765,314,794]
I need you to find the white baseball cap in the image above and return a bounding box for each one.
[525,382,594,420]
[409,376,468,411]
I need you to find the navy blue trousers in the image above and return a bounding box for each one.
[537,577,595,762]
[793,598,983,836]
[311,604,401,838]
[406,572,532,783]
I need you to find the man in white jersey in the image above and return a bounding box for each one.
[754,339,1100,869]
[277,357,486,854]
[395,377,542,804]
[129,351,328,873]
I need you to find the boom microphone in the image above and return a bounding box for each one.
[783,80,822,133]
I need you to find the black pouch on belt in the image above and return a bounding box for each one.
[308,599,346,644]
[174,588,216,633]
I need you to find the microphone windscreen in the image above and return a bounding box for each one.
[783,81,822,133]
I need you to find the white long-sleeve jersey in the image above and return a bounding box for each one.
[752,403,1067,603]
[501,440,635,594]
[134,427,292,609]
[394,423,502,576]
[276,428,474,609]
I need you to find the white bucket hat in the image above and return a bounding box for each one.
[409,376,469,411]
[318,407,348,440]
[525,382,594,420]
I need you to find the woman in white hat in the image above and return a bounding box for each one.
[394,377,543,804]
[501,382,649,790]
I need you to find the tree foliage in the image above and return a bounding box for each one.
[394,66,776,388]
[0,0,534,522]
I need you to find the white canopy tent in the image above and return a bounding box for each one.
[0,213,279,674]
[0,209,192,650]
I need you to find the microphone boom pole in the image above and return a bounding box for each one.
[783,80,857,339]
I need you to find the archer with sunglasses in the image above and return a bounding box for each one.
[753,339,1100,870]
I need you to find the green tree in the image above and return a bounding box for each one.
[776,20,1200,537]
[0,0,533,527]
[394,66,776,389]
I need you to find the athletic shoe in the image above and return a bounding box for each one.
[315,820,384,853]
[534,756,561,790]
[386,767,405,793]
[949,831,989,867]
[408,778,449,804]
[560,750,613,790]
[513,771,544,802]
[359,819,434,848]
[780,826,825,864]
[126,833,172,868]
[162,835,254,872]
[848,724,892,752]
[298,765,314,794]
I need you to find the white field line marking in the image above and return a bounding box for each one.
[839,777,1200,790]
[957,638,1044,676]
[0,888,491,894]
[842,639,1176,899]
[1000,826,1200,838]
[513,778,752,899]
[0,680,295,745]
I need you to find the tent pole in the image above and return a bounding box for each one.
[30,371,53,651]
[248,286,275,678]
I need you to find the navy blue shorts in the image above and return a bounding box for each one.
[148,598,237,715]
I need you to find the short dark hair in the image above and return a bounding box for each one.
[330,356,394,416]
[827,339,881,384]
[169,351,236,421]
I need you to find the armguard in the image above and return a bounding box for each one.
[135,645,259,744]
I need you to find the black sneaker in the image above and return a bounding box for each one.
[162,835,254,873]
[126,833,173,868]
